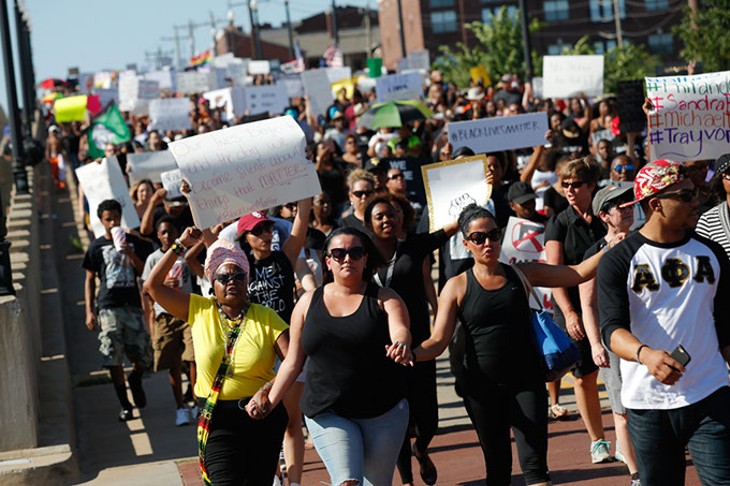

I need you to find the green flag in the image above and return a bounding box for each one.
[87,102,131,158]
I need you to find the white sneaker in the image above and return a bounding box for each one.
[176,407,191,426]
[590,439,612,463]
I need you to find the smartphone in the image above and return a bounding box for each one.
[669,345,691,368]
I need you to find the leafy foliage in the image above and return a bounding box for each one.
[674,0,730,73]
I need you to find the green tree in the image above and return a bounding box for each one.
[674,0,730,73]
[434,7,542,88]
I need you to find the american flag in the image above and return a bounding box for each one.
[323,44,343,68]
[281,40,306,74]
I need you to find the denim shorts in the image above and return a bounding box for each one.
[305,398,409,486]
[98,307,152,369]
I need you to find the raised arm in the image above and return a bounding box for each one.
[282,197,313,267]
[520,143,546,184]
[140,188,167,236]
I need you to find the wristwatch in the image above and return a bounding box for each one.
[171,240,186,255]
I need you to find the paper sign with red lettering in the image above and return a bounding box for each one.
[498,216,554,312]
[645,70,730,162]
[168,116,321,229]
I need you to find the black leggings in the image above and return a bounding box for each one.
[396,360,439,483]
[464,383,550,486]
[203,401,288,486]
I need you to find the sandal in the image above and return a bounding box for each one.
[549,403,569,420]
[412,443,437,486]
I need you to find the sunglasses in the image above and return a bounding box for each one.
[721,172,730,181]
[314,199,330,206]
[352,190,373,199]
[214,272,247,284]
[250,223,274,237]
[466,229,503,245]
[653,188,698,203]
[561,180,587,189]
[327,247,366,262]
[613,164,634,172]
[388,173,405,180]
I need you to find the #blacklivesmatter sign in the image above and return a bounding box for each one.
[448,112,549,154]
[645,71,730,162]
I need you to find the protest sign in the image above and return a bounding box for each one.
[203,87,246,122]
[376,72,423,103]
[144,69,175,91]
[280,76,305,98]
[378,156,428,205]
[498,217,553,312]
[617,80,646,134]
[94,88,119,109]
[119,74,160,112]
[326,67,352,84]
[94,71,113,89]
[160,169,184,199]
[357,76,377,94]
[126,150,179,184]
[645,70,730,162]
[448,112,549,154]
[301,69,334,117]
[148,98,192,132]
[248,60,271,75]
[542,55,604,98]
[470,66,492,86]
[331,77,355,99]
[75,157,140,237]
[168,116,321,229]
[54,96,88,122]
[407,50,431,71]
[421,155,492,232]
[176,71,214,94]
[244,84,289,115]
[532,77,543,98]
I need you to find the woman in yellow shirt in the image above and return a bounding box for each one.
[145,229,289,486]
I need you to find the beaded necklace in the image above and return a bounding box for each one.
[216,304,247,378]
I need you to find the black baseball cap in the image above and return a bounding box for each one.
[507,181,537,204]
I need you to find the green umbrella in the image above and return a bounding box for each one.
[357,100,432,129]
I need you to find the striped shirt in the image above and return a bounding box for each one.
[696,202,730,260]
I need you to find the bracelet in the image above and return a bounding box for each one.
[636,344,648,365]
[171,239,187,255]
[260,382,273,393]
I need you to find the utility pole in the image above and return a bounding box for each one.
[364,1,372,56]
[396,0,406,58]
[612,0,623,48]
[331,0,339,46]
[145,47,173,69]
[284,0,294,58]
[15,1,33,134]
[161,26,186,69]
[247,1,263,59]
[517,0,533,79]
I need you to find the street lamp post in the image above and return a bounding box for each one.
[517,0,534,80]
[248,0,263,59]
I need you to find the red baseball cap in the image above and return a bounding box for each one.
[237,211,272,236]
[625,159,684,206]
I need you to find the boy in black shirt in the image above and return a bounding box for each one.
[83,199,152,421]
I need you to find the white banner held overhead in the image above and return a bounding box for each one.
[75,157,140,238]
[148,98,192,132]
[126,151,179,184]
[542,55,604,98]
[248,60,271,75]
[326,67,352,84]
[118,74,160,113]
[176,71,214,95]
[160,169,185,199]
[244,84,289,115]
[376,72,423,103]
[448,112,549,154]
[168,116,321,229]
[421,155,492,232]
[301,70,334,117]
[645,70,730,162]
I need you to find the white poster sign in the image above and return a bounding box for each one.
[244,84,289,115]
[301,70,334,117]
[448,112,549,154]
[203,87,246,122]
[645,70,730,162]
[421,155,492,232]
[542,55,604,98]
[407,50,431,71]
[119,74,160,112]
[148,98,192,132]
[357,76,377,94]
[161,169,184,199]
[376,72,423,103]
[75,157,140,237]
[498,217,554,312]
[168,116,321,229]
[176,71,214,94]
[280,77,305,98]
[94,71,113,89]
[144,69,175,91]
[126,151,179,184]
[94,88,119,108]
[248,60,271,75]
[326,67,352,84]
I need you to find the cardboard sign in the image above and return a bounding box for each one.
[168,116,321,229]
[244,84,289,115]
[148,98,192,132]
[248,60,271,75]
[301,70,334,117]
[407,50,431,71]
[617,80,646,134]
[54,96,88,122]
[75,157,140,237]
[448,112,549,154]
[376,72,423,103]
[645,71,730,162]
[160,169,184,199]
[542,55,604,98]
[498,217,553,312]
[421,155,492,232]
[176,71,214,95]
[203,87,246,122]
[126,150,179,184]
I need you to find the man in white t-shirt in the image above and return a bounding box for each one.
[598,159,730,485]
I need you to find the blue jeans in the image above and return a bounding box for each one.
[628,386,730,486]
[305,398,409,486]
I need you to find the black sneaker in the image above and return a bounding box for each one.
[118,408,133,422]
[128,372,147,409]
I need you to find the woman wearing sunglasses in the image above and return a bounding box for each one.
[364,196,460,486]
[248,227,413,486]
[144,231,290,485]
[410,204,613,486]
[340,169,378,235]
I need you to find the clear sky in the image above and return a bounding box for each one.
[0,0,371,116]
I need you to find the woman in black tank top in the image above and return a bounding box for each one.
[246,227,414,485]
[410,205,610,486]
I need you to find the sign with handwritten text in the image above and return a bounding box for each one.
[421,155,492,232]
[301,69,334,117]
[376,72,423,103]
[161,169,184,199]
[543,55,604,98]
[645,71,730,162]
[448,112,549,154]
[168,116,321,229]
[149,98,192,132]
[126,150,179,184]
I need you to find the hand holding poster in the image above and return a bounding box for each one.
[75,157,140,238]
[448,112,549,154]
[645,70,730,162]
[421,155,492,232]
[160,169,184,199]
[376,72,423,103]
[126,151,179,184]
[149,98,193,132]
[542,55,604,98]
[168,116,321,229]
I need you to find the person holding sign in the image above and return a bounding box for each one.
[410,204,615,486]
[144,233,290,486]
